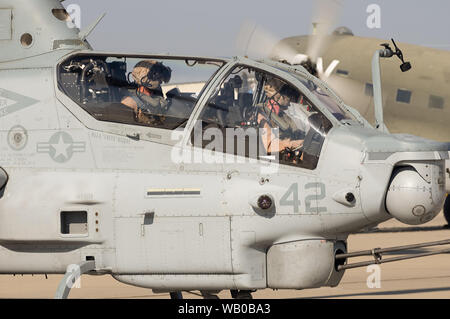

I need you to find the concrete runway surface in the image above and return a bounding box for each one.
[0,214,449,299]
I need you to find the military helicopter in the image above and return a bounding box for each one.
[0,0,449,299]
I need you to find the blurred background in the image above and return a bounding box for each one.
[63,0,450,57]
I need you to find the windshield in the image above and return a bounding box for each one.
[290,73,359,123]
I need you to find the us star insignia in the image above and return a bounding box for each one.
[37,132,86,163]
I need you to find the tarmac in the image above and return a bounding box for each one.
[1,213,449,299]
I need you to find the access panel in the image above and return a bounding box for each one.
[0,9,12,40]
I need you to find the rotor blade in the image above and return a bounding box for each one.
[306,0,343,62]
[235,20,297,60]
[271,37,310,65]
[325,74,374,121]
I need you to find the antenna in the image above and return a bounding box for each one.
[244,23,258,58]
[79,13,106,42]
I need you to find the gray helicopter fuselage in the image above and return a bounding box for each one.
[0,47,447,291]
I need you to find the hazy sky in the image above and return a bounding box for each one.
[63,0,450,57]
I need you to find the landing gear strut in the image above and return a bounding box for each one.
[444,195,450,225]
[230,290,254,299]
[200,291,220,299]
[54,260,96,299]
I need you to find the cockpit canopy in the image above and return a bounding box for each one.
[58,54,225,129]
[58,53,355,170]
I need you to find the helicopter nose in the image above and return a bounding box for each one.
[386,162,446,225]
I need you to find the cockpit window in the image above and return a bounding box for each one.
[193,65,332,170]
[292,74,358,122]
[58,55,224,130]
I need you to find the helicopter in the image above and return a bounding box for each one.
[0,0,449,299]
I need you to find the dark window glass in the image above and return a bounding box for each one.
[396,89,412,104]
[429,95,444,109]
[336,69,349,76]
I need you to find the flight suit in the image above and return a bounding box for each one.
[128,86,169,115]
[259,102,304,140]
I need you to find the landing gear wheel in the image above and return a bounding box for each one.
[230,289,254,299]
[170,291,183,299]
[444,195,450,226]
[200,291,220,299]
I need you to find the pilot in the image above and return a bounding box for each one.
[258,83,304,154]
[121,60,172,121]
[263,77,284,100]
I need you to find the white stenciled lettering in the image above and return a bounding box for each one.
[66,4,82,29]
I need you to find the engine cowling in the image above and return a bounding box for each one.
[266,240,346,289]
[386,163,446,225]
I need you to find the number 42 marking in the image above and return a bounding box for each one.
[280,183,327,213]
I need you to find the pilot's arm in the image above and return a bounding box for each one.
[260,120,304,153]
[121,96,138,112]
[139,93,169,111]
[121,96,153,124]
[122,92,167,113]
